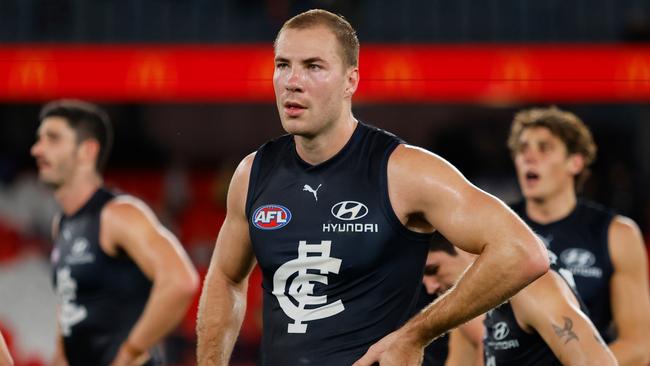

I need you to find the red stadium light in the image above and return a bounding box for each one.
[1,44,649,102]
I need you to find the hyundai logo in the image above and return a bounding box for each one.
[331,201,368,221]
[560,248,596,268]
[493,322,510,341]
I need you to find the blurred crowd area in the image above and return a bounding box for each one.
[0,0,649,43]
[0,103,650,365]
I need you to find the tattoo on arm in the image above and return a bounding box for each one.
[552,317,579,344]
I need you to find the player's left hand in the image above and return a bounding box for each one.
[110,343,151,366]
[352,330,424,366]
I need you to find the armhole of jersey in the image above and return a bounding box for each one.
[379,143,433,243]
[245,150,264,219]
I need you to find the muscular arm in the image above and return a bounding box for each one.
[101,196,199,363]
[445,316,484,366]
[607,216,650,366]
[512,271,617,365]
[196,153,257,366]
[355,145,549,365]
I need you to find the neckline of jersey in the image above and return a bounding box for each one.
[292,121,364,171]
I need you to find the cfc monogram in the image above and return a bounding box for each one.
[272,240,345,333]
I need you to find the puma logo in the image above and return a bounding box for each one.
[303,184,322,202]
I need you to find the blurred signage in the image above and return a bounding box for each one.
[1,45,649,102]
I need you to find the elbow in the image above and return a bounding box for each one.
[519,237,550,283]
[168,267,201,302]
[529,250,550,280]
[180,268,201,299]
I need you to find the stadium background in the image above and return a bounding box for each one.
[0,1,650,365]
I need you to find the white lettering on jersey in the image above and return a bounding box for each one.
[272,240,345,333]
[56,266,87,336]
[322,223,378,233]
[255,210,287,224]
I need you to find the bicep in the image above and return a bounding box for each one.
[102,198,196,281]
[608,216,650,338]
[389,145,540,255]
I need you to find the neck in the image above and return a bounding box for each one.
[54,172,103,216]
[294,111,357,165]
[525,185,577,224]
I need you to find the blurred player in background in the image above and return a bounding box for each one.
[508,106,650,365]
[31,100,199,366]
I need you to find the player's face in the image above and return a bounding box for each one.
[422,251,463,296]
[513,127,580,201]
[273,26,356,138]
[31,117,80,189]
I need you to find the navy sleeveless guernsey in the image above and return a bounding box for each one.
[246,122,433,365]
[483,249,585,366]
[51,188,160,366]
[511,200,615,341]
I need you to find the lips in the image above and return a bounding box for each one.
[283,101,306,117]
[36,159,51,170]
[523,170,540,185]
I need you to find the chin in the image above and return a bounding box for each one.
[38,175,62,189]
[281,119,315,137]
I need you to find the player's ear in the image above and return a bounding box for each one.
[79,138,100,169]
[567,153,585,176]
[344,66,359,98]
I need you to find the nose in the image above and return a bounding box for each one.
[518,147,538,166]
[30,140,42,158]
[285,67,304,93]
[422,276,441,295]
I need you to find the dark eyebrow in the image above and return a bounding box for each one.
[274,57,289,63]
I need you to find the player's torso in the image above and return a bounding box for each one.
[51,188,155,366]
[512,200,614,340]
[247,123,431,365]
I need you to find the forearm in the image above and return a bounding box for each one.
[196,275,248,366]
[406,243,546,344]
[125,278,196,352]
[609,338,650,366]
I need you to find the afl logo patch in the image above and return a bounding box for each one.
[253,205,292,230]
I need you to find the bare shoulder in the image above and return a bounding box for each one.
[608,214,647,268]
[388,144,472,205]
[231,152,256,188]
[388,144,466,181]
[227,152,257,210]
[103,195,156,225]
[98,195,160,253]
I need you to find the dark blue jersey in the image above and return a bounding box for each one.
[51,188,160,366]
[511,200,615,341]
[483,249,584,366]
[246,122,432,365]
